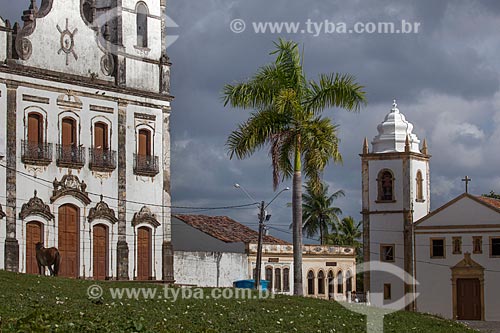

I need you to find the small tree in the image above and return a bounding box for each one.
[483,191,500,200]
[301,181,344,244]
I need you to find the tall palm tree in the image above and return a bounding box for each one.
[302,181,344,245]
[224,39,366,295]
[330,216,362,249]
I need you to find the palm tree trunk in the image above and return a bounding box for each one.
[319,221,324,245]
[293,137,303,296]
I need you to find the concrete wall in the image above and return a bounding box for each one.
[174,251,248,287]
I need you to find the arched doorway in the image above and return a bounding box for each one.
[337,270,344,295]
[327,270,335,299]
[26,221,43,274]
[58,204,79,278]
[317,270,325,295]
[452,253,485,320]
[346,270,353,294]
[93,224,108,280]
[307,270,315,296]
[137,227,152,280]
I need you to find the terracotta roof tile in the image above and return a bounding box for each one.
[174,215,289,245]
[476,196,500,210]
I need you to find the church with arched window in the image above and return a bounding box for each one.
[0,0,173,281]
[362,101,500,321]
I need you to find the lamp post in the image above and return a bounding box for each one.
[234,184,289,289]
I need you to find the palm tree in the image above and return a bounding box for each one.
[330,216,362,249]
[301,181,344,245]
[224,39,366,295]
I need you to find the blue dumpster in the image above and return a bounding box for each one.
[233,279,270,291]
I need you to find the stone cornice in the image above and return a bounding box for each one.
[19,190,54,221]
[50,173,91,205]
[0,64,174,102]
[88,196,118,224]
[132,206,160,228]
[360,151,431,161]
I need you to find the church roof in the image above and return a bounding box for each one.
[475,196,500,210]
[371,100,421,153]
[174,215,289,245]
[414,193,500,227]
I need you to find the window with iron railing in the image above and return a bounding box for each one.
[133,154,159,176]
[89,148,116,172]
[56,144,85,169]
[21,140,53,166]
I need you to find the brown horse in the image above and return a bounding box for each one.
[35,242,61,276]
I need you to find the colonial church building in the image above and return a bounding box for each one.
[0,0,174,281]
[362,101,500,321]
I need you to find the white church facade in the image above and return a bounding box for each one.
[0,0,174,281]
[363,101,500,321]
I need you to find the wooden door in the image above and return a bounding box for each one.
[93,224,108,280]
[138,129,151,156]
[26,222,43,274]
[94,123,108,150]
[28,113,43,144]
[58,205,79,278]
[457,278,481,320]
[62,118,76,146]
[137,227,151,280]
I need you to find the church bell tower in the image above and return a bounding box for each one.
[361,100,430,309]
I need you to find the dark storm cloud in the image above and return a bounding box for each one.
[3,0,500,241]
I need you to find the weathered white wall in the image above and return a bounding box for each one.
[416,232,500,321]
[415,196,500,321]
[0,82,6,270]
[21,1,111,81]
[174,251,248,288]
[0,70,169,279]
[0,19,6,63]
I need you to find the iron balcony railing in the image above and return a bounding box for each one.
[133,154,159,176]
[89,148,117,172]
[56,144,86,168]
[21,140,53,165]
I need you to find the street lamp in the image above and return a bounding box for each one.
[234,183,290,289]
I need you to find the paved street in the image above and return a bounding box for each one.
[461,321,500,333]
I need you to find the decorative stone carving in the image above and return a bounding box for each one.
[57,18,79,65]
[100,53,115,76]
[50,172,91,205]
[88,195,118,224]
[0,203,5,219]
[19,190,54,220]
[14,0,55,61]
[57,91,82,109]
[160,54,171,95]
[132,206,160,228]
[16,37,33,61]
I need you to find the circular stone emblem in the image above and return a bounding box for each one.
[57,18,79,65]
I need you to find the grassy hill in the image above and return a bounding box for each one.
[0,270,475,332]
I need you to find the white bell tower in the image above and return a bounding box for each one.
[361,100,430,309]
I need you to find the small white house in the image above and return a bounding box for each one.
[172,215,357,297]
[414,194,500,321]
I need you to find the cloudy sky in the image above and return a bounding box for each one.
[3,0,500,242]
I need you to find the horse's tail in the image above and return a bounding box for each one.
[53,250,61,276]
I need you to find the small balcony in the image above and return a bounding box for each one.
[21,140,53,166]
[133,154,159,177]
[89,148,117,172]
[56,144,85,169]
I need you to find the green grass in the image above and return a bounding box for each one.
[0,270,476,332]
